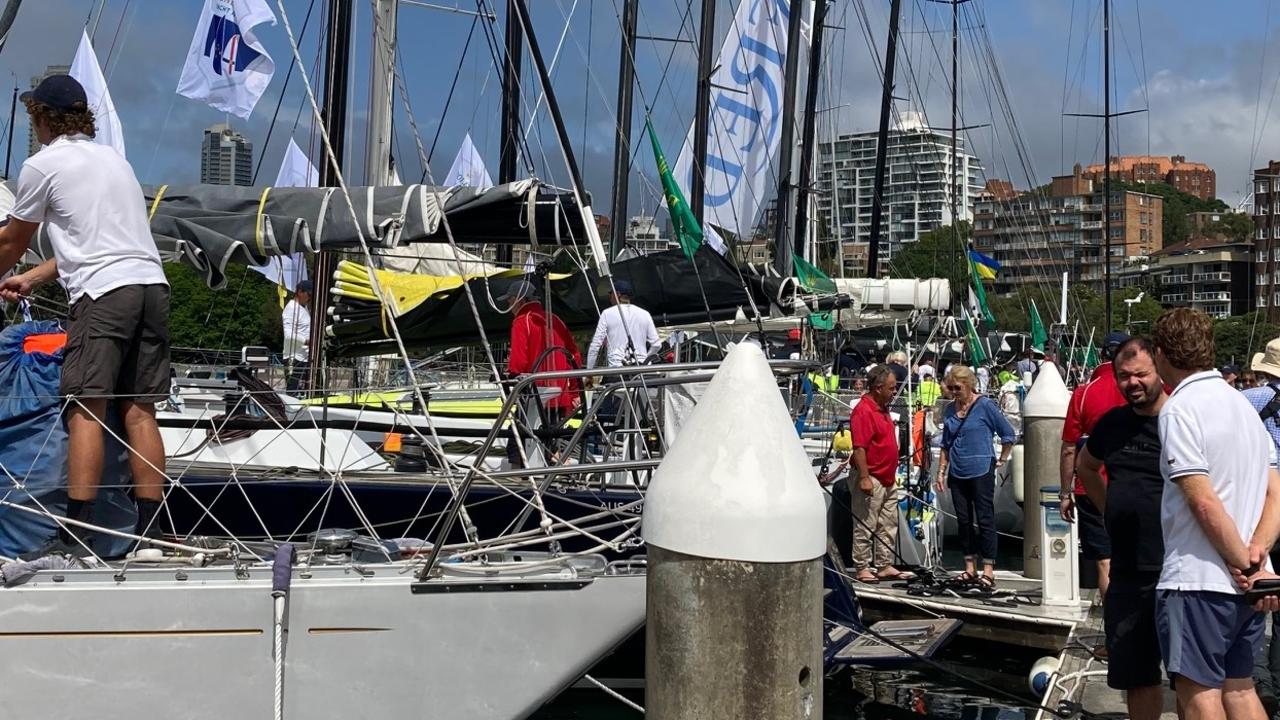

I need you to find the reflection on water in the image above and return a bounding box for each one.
[533,640,1041,719]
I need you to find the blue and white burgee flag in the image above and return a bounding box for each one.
[176,0,277,119]
[672,0,804,252]
[444,133,493,188]
[18,299,31,323]
[70,30,126,158]
[251,138,313,292]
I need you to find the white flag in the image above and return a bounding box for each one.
[251,138,314,291]
[673,0,804,243]
[70,30,126,158]
[445,133,493,188]
[177,0,276,119]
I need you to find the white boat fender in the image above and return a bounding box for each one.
[1028,655,1060,695]
[126,548,165,563]
[272,543,296,720]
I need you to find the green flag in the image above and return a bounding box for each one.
[646,119,702,260]
[793,253,837,293]
[965,315,988,364]
[809,311,834,331]
[1029,300,1048,351]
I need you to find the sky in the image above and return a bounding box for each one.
[1,0,1278,217]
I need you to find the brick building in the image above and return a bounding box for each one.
[1152,234,1253,319]
[1083,155,1216,201]
[972,164,1162,293]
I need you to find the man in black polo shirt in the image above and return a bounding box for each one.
[1076,337,1168,720]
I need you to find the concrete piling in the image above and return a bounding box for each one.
[1020,362,1071,582]
[644,342,828,720]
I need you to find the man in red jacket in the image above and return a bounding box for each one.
[503,280,582,467]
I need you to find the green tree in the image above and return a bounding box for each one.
[886,221,970,293]
[166,262,282,351]
[1213,312,1280,367]
[1202,213,1254,244]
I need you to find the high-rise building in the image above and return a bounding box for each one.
[200,123,253,186]
[1253,161,1280,321]
[1082,155,1216,201]
[27,64,71,158]
[971,163,1162,293]
[815,112,984,272]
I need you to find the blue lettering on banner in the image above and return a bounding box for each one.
[204,12,263,77]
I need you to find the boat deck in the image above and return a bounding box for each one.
[854,570,1091,652]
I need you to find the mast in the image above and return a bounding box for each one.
[365,0,397,186]
[608,0,639,259]
[690,0,715,224]
[4,86,15,179]
[1103,0,1112,335]
[865,0,903,277]
[771,0,807,277]
[794,0,829,270]
[310,0,353,381]
[497,0,522,265]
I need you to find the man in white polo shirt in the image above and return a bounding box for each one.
[0,74,170,556]
[1152,308,1280,720]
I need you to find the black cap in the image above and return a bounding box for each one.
[611,279,634,296]
[296,279,314,294]
[1103,331,1131,348]
[20,74,88,111]
[1221,364,1240,375]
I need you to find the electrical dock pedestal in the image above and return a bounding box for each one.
[644,342,828,720]
[1021,361,1078,605]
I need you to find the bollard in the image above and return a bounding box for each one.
[1020,361,1071,581]
[644,342,828,720]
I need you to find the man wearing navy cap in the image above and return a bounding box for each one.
[585,278,658,371]
[283,279,313,394]
[0,74,170,555]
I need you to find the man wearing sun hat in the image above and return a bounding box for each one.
[1245,338,1280,710]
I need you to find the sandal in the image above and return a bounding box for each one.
[876,568,917,581]
[977,575,996,590]
[854,570,879,584]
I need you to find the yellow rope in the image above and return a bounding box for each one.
[254,186,272,256]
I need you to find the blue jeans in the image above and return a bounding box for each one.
[948,461,997,564]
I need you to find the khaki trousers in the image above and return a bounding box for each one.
[848,478,898,572]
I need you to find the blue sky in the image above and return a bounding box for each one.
[1,0,1277,213]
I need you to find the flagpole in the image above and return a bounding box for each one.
[4,86,15,179]
[771,0,807,278]
[497,0,522,266]
[865,0,902,277]
[690,0,715,225]
[608,0,639,260]
[793,0,829,271]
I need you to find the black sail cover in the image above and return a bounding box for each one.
[21,180,591,289]
[327,246,792,356]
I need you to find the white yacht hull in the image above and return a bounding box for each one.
[0,563,644,719]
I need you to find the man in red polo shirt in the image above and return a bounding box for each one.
[1060,331,1129,600]
[849,364,905,582]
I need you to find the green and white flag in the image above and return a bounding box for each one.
[646,119,702,260]
[965,314,987,364]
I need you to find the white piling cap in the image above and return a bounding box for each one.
[643,342,828,562]
[1023,360,1071,419]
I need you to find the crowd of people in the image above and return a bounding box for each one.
[845,309,1280,720]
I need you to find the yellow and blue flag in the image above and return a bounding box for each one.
[968,250,1001,281]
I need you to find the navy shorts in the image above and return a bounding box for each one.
[1156,589,1265,689]
[1076,494,1111,562]
[1105,573,1163,690]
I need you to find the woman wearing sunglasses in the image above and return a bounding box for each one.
[936,365,1016,590]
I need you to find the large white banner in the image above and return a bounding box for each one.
[176,0,276,119]
[70,30,126,158]
[445,132,493,188]
[673,0,801,243]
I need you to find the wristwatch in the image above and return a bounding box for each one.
[1058,490,1072,501]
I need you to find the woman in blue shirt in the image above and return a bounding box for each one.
[935,366,1016,589]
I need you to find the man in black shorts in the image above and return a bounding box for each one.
[0,75,169,555]
[1076,337,1168,720]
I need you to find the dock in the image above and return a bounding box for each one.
[1037,604,1179,720]
[855,570,1088,652]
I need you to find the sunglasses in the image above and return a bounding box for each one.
[946,384,962,391]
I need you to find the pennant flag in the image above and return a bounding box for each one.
[1029,300,1048,351]
[964,315,987,364]
[673,0,806,241]
[647,119,702,260]
[251,138,313,302]
[445,133,493,188]
[967,257,996,324]
[70,30,126,158]
[968,249,1000,281]
[177,0,277,119]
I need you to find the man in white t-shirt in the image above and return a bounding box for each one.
[282,279,313,394]
[1151,308,1280,719]
[585,279,658,370]
[0,75,170,556]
